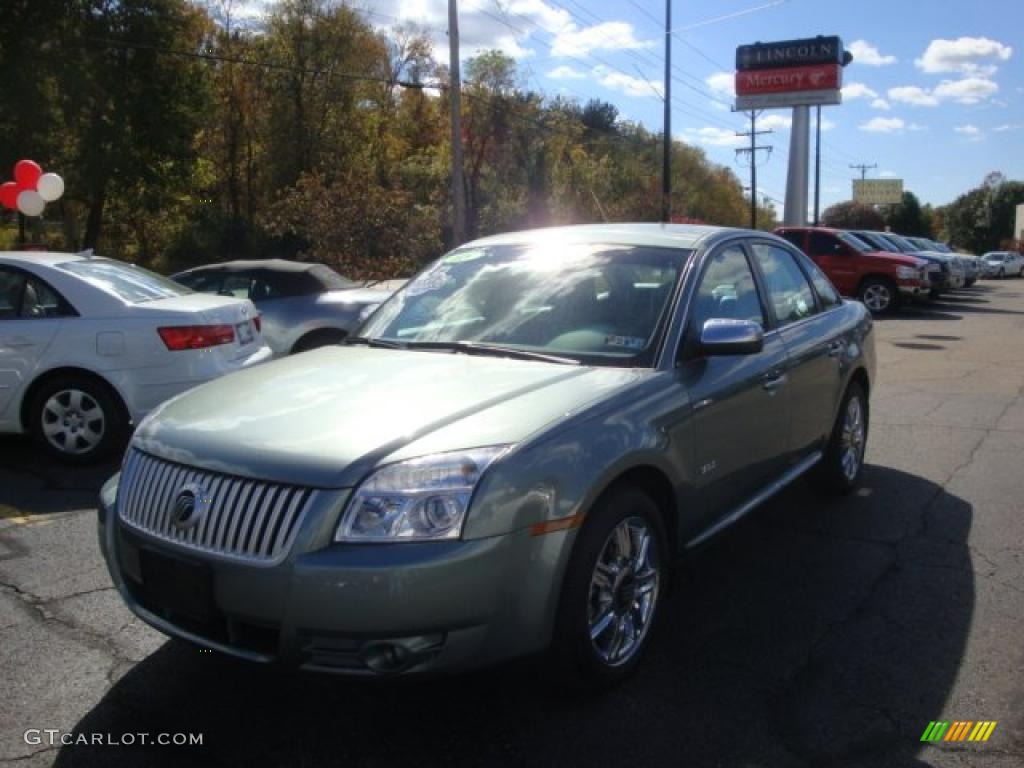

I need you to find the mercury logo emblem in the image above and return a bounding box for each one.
[171,483,207,530]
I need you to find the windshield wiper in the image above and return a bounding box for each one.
[344,336,406,350]
[403,340,580,366]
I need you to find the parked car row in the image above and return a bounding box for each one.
[773,226,995,314]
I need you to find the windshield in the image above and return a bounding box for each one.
[884,234,918,253]
[838,232,874,252]
[58,258,192,303]
[987,253,1005,262]
[360,242,687,367]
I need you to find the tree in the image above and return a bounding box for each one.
[883,191,932,237]
[940,174,1024,254]
[822,201,885,230]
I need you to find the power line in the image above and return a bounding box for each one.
[850,163,878,180]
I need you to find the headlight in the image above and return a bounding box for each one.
[896,266,918,279]
[335,446,509,542]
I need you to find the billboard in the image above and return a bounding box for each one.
[734,35,848,111]
[853,179,904,205]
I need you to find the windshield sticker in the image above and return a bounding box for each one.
[605,335,646,350]
[443,248,486,264]
[404,269,453,297]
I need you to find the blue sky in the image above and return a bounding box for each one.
[262,1,1023,217]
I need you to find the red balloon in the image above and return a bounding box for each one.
[0,181,19,210]
[14,160,43,189]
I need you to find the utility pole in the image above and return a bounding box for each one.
[448,0,467,246]
[661,0,672,223]
[849,163,877,180]
[813,105,822,226]
[735,111,772,229]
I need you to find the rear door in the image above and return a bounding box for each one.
[806,231,859,296]
[0,267,66,419]
[750,242,841,461]
[676,242,792,532]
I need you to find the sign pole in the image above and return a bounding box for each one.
[813,104,821,226]
[661,0,671,223]
[784,105,810,226]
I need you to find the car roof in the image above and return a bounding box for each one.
[0,251,90,267]
[176,259,323,274]
[463,223,741,251]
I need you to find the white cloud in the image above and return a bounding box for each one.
[705,71,735,98]
[551,21,652,58]
[907,123,927,131]
[932,77,999,104]
[915,36,1012,75]
[859,117,905,133]
[848,39,897,66]
[888,86,940,107]
[683,127,744,148]
[954,124,980,135]
[842,82,878,100]
[880,170,898,178]
[871,98,891,110]
[546,65,586,80]
[592,65,661,98]
[760,114,792,131]
[820,118,837,131]
[993,124,1020,132]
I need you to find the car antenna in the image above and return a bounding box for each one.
[77,248,95,258]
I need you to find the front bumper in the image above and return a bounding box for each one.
[98,476,568,676]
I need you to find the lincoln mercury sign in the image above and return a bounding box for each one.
[853,179,905,205]
[734,35,850,111]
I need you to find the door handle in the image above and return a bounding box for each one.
[761,370,787,392]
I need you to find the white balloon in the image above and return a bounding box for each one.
[16,189,46,217]
[36,172,65,202]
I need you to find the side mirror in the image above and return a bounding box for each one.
[699,318,764,356]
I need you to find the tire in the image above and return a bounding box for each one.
[550,485,669,691]
[928,288,942,300]
[998,268,1005,279]
[291,328,346,354]
[809,382,868,496]
[28,375,127,464]
[858,278,898,314]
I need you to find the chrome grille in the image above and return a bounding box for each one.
[117,450,313,564]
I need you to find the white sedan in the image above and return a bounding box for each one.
[0,251,271,462]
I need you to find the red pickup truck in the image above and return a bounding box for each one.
[774,227,930,314]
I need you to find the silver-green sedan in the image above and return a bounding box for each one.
[98,224,875,687]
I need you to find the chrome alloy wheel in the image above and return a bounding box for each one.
[587,516,660,667]
[41,388,106,455]
[840,395,866,482]
[861,283,892,313]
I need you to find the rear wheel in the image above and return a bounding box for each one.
[858,278,898,314]
[29,376,126,463]
[551,486,668,690]
[810,382,868,496]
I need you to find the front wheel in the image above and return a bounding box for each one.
[859,279,897,314]
[998,268,1005,279]
[551,486,668,690]
[810,382,868,496]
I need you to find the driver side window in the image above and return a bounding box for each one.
[691,246,765,336]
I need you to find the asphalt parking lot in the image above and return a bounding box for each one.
[1,281,1022,768]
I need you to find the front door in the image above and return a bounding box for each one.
[675,243,792,533]
[807,231,858,297]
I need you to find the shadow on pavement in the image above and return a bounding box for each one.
[54,465,972,768]
[0,435,123,517]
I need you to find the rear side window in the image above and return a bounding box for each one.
[0,268,23,319]
[804,260,841,309]
[58,258,191,303]
[751,243,817,326]
[0,268,74,319]
[809,232,840,253]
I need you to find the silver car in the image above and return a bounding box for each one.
[981,251,1024,278]
[173,260,394,356]
[100,224,875,686]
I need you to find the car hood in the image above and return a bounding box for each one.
[132,346,642,488]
